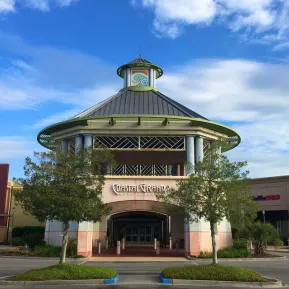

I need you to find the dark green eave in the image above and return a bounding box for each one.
[37,115,241,151]
[117,63,163,79]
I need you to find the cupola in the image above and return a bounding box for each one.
[117,56,163,89]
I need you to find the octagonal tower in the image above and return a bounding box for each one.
[38,57,240,257]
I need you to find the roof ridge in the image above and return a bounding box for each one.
[154,90,207,120]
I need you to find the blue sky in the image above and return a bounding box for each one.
[1,0,289,178]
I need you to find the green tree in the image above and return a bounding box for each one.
[156,141,258,265]
[14,147,114,264]
[239,222,280,255]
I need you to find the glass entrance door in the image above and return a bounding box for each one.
[125,225,153,244]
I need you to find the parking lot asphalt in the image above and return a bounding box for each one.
[1,252,289,288]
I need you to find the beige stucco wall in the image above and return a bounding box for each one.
[101,176,183,204]
[9,191,45,229]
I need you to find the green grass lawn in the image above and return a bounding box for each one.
[162,264,267,282]
[9,263,117,281]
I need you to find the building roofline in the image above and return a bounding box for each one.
[37,115,241,151]
[249,175,289,183]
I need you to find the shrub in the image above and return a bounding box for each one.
[199,248,251,258]
[33,245,61,257]
[22,233,46,249]
[218,248,250,258]
[11,237,26,246]
[233,239,247,249]
[162,264,266,282]
[239,222,280,255]
[12,226,45,238]
[67,238,77,257]
[10,263,118,281]
[273,239,284,248]
[199,250,212,258]
[0,248,34,256]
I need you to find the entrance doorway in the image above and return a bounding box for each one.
[125,225,160,244]
[108,211,167,247]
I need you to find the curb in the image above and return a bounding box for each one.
[105,274,119,284]
[187,256,287,261]
[0,274,119,286]
[267,250,289,254]
[159,274,173,284]
[0,256,90,261]
[159,274,283,287]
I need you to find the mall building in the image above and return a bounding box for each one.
[34,57,287,256]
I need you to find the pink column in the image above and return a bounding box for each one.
[77,222,93,257]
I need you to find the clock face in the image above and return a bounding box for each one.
[131,70,149,87]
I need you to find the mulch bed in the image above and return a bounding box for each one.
[251,253,282,258]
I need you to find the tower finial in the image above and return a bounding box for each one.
[139,44,142,58]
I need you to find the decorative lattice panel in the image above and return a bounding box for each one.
[93,136,185,150]
[112,164,168,176]
[140,136,184,149]
[38,134,59,150]
[203,139,211,155]
[68,139,75,155]
[94,136,138,149]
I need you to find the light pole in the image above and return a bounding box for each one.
[262,210,266,224]
[9,207,15,246]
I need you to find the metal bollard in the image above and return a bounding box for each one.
[169,237,172,250]
[176,241,179,253]
[156,241,160,255]
[122,238,125,250]
[154,238,157,250]
[98,241,101,255]
[117,241,121,255]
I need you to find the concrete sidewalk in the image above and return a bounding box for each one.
[266,246,289,253]
[89,256,189,262]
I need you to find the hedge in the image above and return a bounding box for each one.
[10,263,117,281]
[162,264,266,282]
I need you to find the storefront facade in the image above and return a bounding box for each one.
[250,175,289,243]
[38,56,241,257]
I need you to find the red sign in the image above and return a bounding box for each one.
[253,195,280,201]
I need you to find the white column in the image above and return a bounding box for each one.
[84,134,93,148]
[149,69,154,87]
[61,139,68,154]
[186,135,195,175]
[127,69,131,87]
[195,136,204,162]
[124,70,127,88]
[75,135,83,153]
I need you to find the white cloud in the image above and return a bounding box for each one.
[0,0,79,12]
[134,0,289,47]
[273,41,289,50]
[157,58,289,177]
[0,137,35,159]
[1,31,288,178]
[159,59,289,122]
[0,0,15,12]
[0,35,120,111]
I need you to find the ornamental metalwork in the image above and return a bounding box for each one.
[203,139,211,156]
[38,134,59,150]
[94,136,185,150]
[111,164,168,176]
[68,138,75,155]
